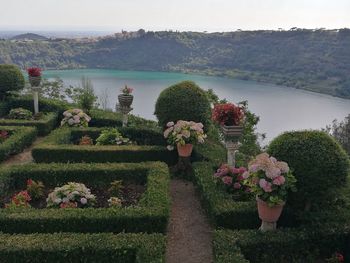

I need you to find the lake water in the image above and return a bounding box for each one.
[44,69,350,143]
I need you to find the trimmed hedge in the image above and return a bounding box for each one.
[0,112,58,135]
[0,64,25,100]
[0,232,165,263]
[214,224,350,263]
[32,127,177,164]
[0,162,170,234]
[0,126,37,162]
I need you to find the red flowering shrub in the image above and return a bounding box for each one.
[5,190,31,208]
[0,130,9,143]
[27,67,42,77]
[212,103,244,126]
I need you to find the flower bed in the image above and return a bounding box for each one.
[0,112,58,136]
[32,127,177,164]
[0,232,165,263]
[0,162,170,233]
[0,126,37,162]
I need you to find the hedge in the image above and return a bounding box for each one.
[0,162,170,234]
[32,127,177,164]
[214,224,350,263]
[0,232,166,263]
[0,112,58,135]
[0,126,37,162]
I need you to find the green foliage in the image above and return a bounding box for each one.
[327,114,350,155]
[0,233,166,263]
[0,64,25,100]
[8,107,32,120]
[0,162,170,234]
[26,180,45,200]
[108,180,124,197]
[66,77,97,113]
[0,126,37,161]
[154,81,211,129]
[268,130,350,211]
[96,128,131,146]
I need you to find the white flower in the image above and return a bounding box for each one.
[80,197,88,205]
[167,145,174,151]
[166,121,174,127]
[54,198,62,204]
[62,197,69,203]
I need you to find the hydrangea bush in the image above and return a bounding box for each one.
[46,182,96,208]
[8,108,33,120]
[61,109,91,127]
[96,128,132,145]
[245,153,297,206]
[163,120,207,150]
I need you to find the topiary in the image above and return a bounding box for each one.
[154,81,211,129]
[0,64,25,100]
[268,130,349,212]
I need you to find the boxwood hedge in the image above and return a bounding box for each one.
[0,126,37,162]
[32,127,177,164]
[0,112,58,135]
[0,162,170,234]
[0,232,166,263]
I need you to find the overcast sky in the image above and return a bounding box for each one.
[1,0,350,31]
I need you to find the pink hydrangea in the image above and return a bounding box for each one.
[222,176,233,185]
[272,176,286,186]
[233,182,241,189]
[259,179,272,192]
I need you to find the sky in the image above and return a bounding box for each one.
[1,0,350,32]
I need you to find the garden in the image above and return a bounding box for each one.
[0,64,348,262]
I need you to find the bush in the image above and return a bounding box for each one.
[268,130,350,211]
[8,107,33,120]
[0,162,170,234]
[0,64,25,100]
[0,233,166,263]
[0,126,37,162]
[154,81,211,129]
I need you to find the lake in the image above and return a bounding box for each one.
[44,69,350,143]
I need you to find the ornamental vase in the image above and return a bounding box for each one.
[29,76,42,87]
[256,197,285,223]
[118,94,133,108]
[221,125,244,141]
[177,143,193,157]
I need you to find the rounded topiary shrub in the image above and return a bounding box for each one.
[0,64,25,100]
[155,81,211,129]
[268,130,349,211]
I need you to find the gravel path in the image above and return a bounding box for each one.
[166,179,213,263]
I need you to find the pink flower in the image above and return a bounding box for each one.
[237,175,244,181]
[233,182,241,189]
[259,179,272,192]
[242,171,250,179]
[238,167,247,174]
[249,164,259,173]
[272,176,286,186]
[265,166,281,179]
[166,121,174,127]
[222,176,233,185]
[232,167,240,174]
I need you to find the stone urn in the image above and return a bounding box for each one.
[118,94,133,108]
[29,76,42,87]
[221,125,244,141]
[256,197,285,231]
[221,125,244,167]
[177,143,193,157]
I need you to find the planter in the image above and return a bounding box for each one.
[256,197,285,223]
[118,94,133,108]
[177,143,193,157]
[221,125,243,141]
[29,76,42,87]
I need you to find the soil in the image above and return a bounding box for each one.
[166,179,213,263]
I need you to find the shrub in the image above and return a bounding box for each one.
[8,107,33,120]
[268,130,350,211]
[60,109,91,128]
[154,81,211,129]
[96,128,132,145]
[66,77,97,113]
[0,64,25,100]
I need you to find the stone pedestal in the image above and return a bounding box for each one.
[118,106,133,127]
[225,140,240,168]
[259,221,277,232]
[32,87,40,114]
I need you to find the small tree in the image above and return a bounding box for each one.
[0,64,25,100]
[327,114,350,154]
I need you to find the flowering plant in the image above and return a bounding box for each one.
[5,190,31,209]
[213,164,251,199]
[27,67,42,77]
[96,128,132,145]
[61,109,91,127]
[212,103,245,126]
[245,153,296,206]
[0,130,9,143]
[121,85,133,95]
[8,108,33,120]
[79,135,94,146]
[46,182,96,208]
[108,197,122,208]
[163,120,207,151]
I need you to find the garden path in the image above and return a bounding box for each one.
[2,137,44,166]
[166,179,213,263]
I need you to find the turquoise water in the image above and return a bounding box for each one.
[44,69,350,142]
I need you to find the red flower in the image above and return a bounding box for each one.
[212,103,244,126]
[0,130,8,140]
[27,179,33,186]
[336,252,344,262]
[27,67,42,77]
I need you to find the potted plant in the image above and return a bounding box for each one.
[245,153,297,231]
[212,102,245,140]
[164,120,207,157]
[27,67,42,87]
[118,85,134,108]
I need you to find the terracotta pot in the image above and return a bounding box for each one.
[29,76,42,87]
[118,94,133,108]
[177,143,193,157]
[256,197,285,223]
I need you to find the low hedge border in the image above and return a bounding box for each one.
[214,224,350,263]
[32,127,177,164]
[0,126,37,162]
[0,112,58,135]
[0,162,170,234]
[0,232,166,263]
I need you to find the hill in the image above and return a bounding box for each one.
[0,29,349,98]
[10,33,48,41]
